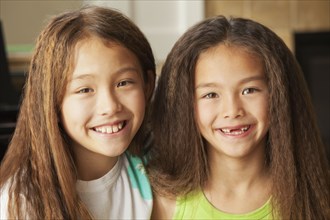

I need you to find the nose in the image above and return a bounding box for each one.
[96,90,122,116]
[222,95,244,119]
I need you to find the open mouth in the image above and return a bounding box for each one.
[219,125,250,135]
[93,121,126,134]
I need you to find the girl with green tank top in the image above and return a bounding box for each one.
[147,16,330,220]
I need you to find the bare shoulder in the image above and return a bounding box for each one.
[151,191,176,219]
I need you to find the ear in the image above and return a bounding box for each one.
[145,70,156,102]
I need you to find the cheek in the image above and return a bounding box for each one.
[61,110,74,137]
[122,89,146,120]
[254,97,270,127]
[134,95,146,120]
[194,102,212,131]
[61,98,88,131]
[61,98,72,125]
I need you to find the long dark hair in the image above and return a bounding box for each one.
[148,16,329,219]
[0,6,155,219]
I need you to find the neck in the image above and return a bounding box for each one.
[206,158,270,196]
[206,138,269,189]
[74,147,118,181]
[210,155,268,187]
[203,142,271,214]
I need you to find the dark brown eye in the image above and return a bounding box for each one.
[117,80,134,88]
[203,93,218,99]
[242,88,258,95]
[78,88,94,93]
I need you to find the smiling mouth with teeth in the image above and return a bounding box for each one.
[220,125,250,135]
[93,121,126,134]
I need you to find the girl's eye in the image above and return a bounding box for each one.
[117,80,133,88]
[203,92,218,99]
[242,88,258,95]
[78,88,94,93]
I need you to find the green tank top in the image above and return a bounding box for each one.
[173,190,275,219]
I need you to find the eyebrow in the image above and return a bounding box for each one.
[240,75,266,84]
[70,74,94,82]
[70,67,141,82]
[195,75,266,90]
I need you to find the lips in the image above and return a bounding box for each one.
[93,121,126,134]
[219,125,250,135]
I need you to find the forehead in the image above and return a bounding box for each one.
[71,36,142,76]
[195,44,265,85]
[197,44,263,70]
[200,43,260,61]
[73,37,120,59]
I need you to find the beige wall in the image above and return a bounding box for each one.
[1,0,329,48]
[1,0,329,68]
[205,0,330,51]
[0,0,82,45]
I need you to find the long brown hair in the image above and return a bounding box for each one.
[0,6,155,219]
[148,16,329,219]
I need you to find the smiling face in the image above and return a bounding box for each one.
[61,37,146,169]
[194,44,269,160]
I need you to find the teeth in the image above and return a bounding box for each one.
[220,126,249,135]
[118,123,123,130]
[94,122,124,134]
[222,128,231,133]
[230,130,245,135]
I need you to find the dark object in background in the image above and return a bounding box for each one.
[295,31,330,164]
[0,20,20,161]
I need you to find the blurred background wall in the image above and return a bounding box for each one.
[0,1,82,45]
[206,0,330,51]
[0,0,204,66]
[1,0,329,69]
